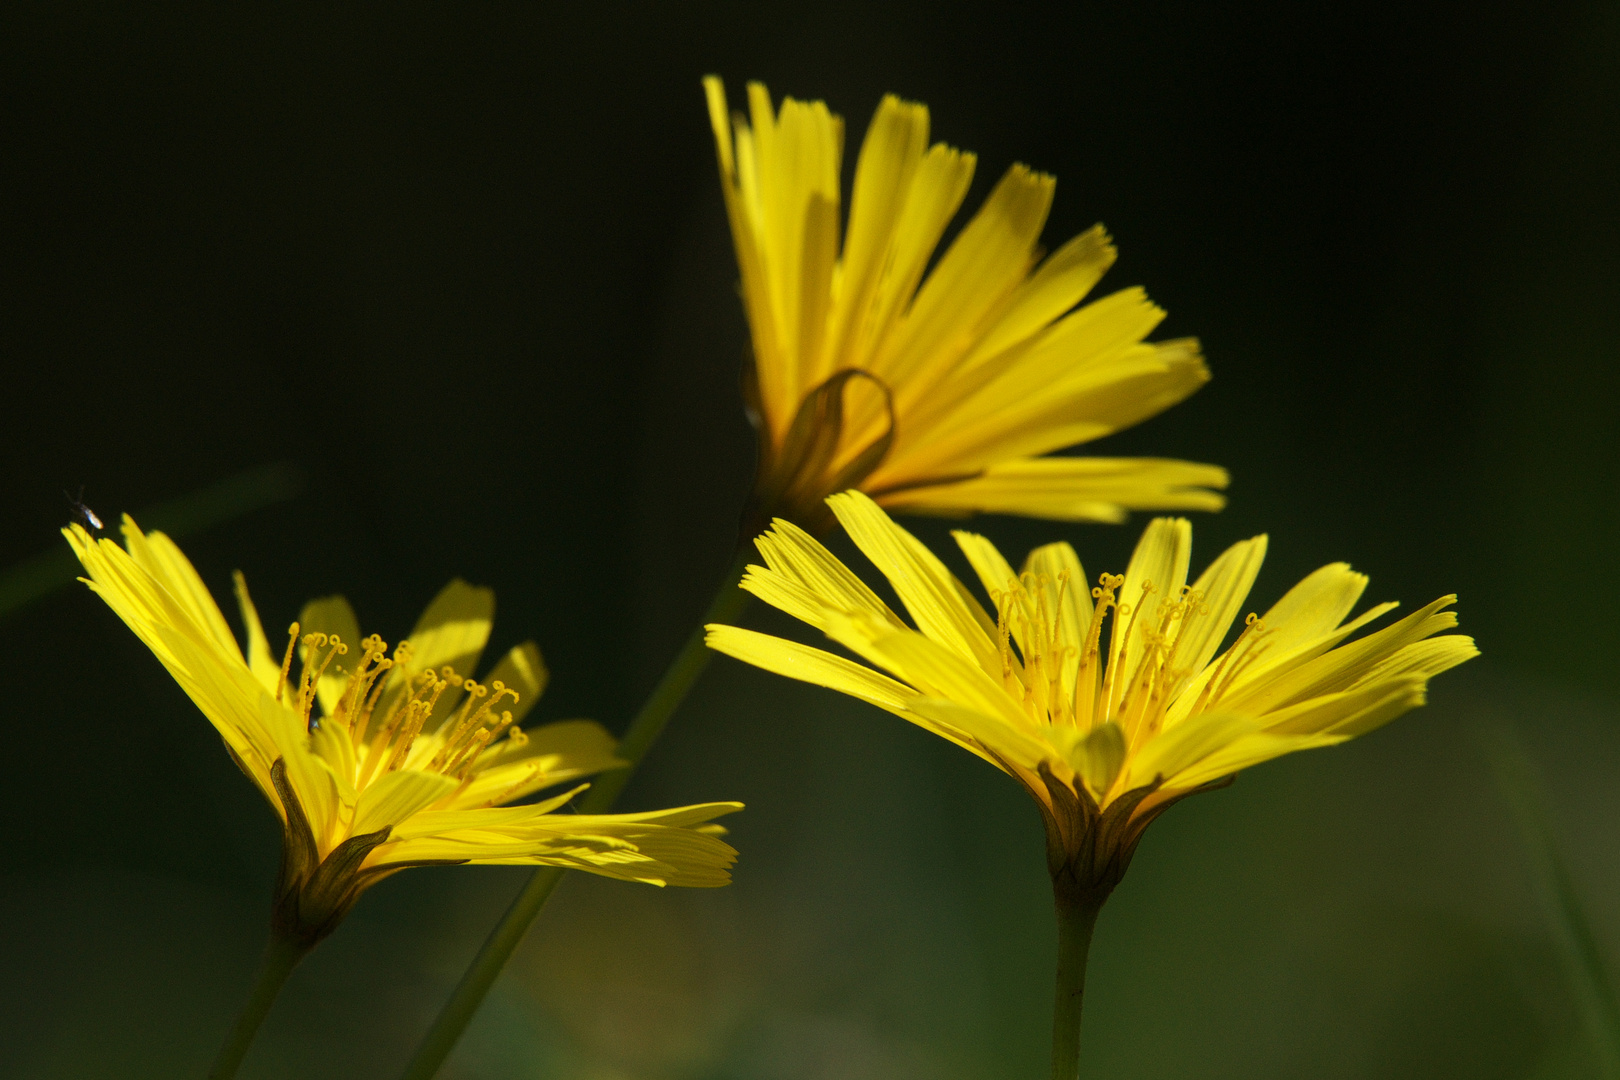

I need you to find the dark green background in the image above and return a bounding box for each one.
[1,3,1616,1077]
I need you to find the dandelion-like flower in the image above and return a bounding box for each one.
[707,492,1475,905]
[705,77,1228,535]
[67,518,742,950]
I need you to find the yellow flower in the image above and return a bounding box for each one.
[707,492,1475,902]
[67,518,742,947]
[704,77,1228,535]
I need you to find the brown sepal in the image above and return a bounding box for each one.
[1035,763,1237,908]
[741,367,896,540]
[268,758,396,950]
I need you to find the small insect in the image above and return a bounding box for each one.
[65,486,104,531]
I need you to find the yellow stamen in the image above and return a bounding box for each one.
[432,681,519,771]
[1103,579,1150,717]
[1075,573,1122,729]
[333,634,388,738]
[1192,613,1270,714]
[357,670,439,785]
[276,622,300,703]
[297,633,346,727]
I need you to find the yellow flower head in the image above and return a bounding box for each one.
[67,518,742,947]
[707,492,1475,902]
[705,77,1228,535]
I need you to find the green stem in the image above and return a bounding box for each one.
[397,553,752,1080]
[207,933,309,1080]
[1050,887,1104,1080]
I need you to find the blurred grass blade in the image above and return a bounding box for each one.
[0,461,304,619]
[1485,721,1620,1078]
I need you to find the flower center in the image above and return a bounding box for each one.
[273,623,524,790]
[993,570,1264,752]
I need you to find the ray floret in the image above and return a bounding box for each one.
[705,76,1228,534]
[708,491,1474,902]
[66,518,742,949]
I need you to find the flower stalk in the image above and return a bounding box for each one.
[206,933,310,1080]
[1050,884,1105,1080]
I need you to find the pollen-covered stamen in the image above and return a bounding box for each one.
[432,680,520,773]
[1026,573,1051,716]
[994,579,1021,690]
[335,634,393,745]
[276,622,300,703]
[1201,613,1274,710]
[296,633,347,729]
[1036,572,1078,728]
[431,679,488,766]
[443,708,520,780]
[380,673,453,775]
[1147,587,1201,685]
[1073,573,1123,730]
[1102,580,1152,718]
[356,669,441,785]
[353,639,414,741]
[1116,587,1203,748]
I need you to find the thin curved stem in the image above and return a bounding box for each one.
[397,553,752,1080]
[207,933,309,1080]
[1050,887,1104,1080]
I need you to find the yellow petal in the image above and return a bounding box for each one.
[877,457,1228,523]
[821,93,930,375]
[449,734,617,812]
[1220,596,1463,714]
[406,578,494,679]
[906,696,1048,772]
[960,224,1119,373]
[1347,634,1479,689]
[1260,677,1431,738]
[1168,595,1400,727]
[299,593,360,720]
[888,335,1208,477]
[952,529,1021,614]
[482,641,548,725]
[1021,540,1092,704]
[1162,730,1345,791]
[1111,517,1192,695]
[1126,711,1256,790]
[1177,535,1268,683]
[827,491,1000,674]
[393,785,594,839]
[1071,722,1126,800]
[274,728,340,842]
[119,516,243,664]
[749,516,905,629]
[839,618,1029,733]
[232,571,280,694]
[310,718,359,804]
[904,286,1167,442]
[857,141,977,371]
[1256,563,1372,653]
[381,803,744,886]
[706,77,791,432]
[879,165,1054,393]
[705,624,919,715]
[381,578,494,728]
[352,769,459,835]
[746,84,843,415]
